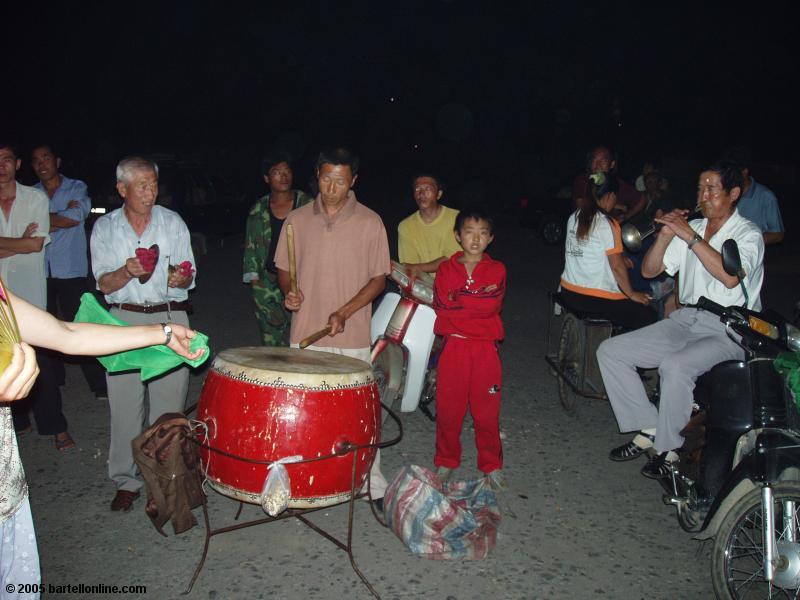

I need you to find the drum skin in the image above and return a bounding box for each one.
[197,347,380,508]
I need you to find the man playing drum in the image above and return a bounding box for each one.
[274,147,391,508]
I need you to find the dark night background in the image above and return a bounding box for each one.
[2,1,797,236]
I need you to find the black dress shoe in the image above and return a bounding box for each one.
[609,432,655,462]
[641,452,677,479]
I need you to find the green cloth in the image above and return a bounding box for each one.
[74,293,210,381]
[775,351,800,408]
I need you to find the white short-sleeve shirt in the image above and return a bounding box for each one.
[560,210,625,299]
[90,205,196,305]
[662,209,764,310]
[0,183,51,309]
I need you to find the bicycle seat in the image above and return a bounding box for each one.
[549,291,614,325]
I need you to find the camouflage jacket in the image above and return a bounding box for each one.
[243,190,312,283]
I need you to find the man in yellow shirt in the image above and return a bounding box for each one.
[397,174,461,275]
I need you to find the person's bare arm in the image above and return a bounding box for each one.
[0,343,39,401]
[97,257,147,295]
[0,236,45,254]
[11,289,204,359]
[327,275,386,335]
[277,268,304,311]
[764,231,784,245]
[50,214,80,231]
[404,257,448,276]
[655,211,739,288]
[608,254,650,304]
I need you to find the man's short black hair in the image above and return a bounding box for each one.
[0,141,19,159]
[454,206,494,234]
[261,152,292,177]
[30,142,58,158]
[706,159,745,194]
[317,147,359,176]
[723,146,752,172]
[412,173,444,192]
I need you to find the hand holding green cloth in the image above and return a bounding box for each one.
[74,293,210,381]
[775,351,800,407]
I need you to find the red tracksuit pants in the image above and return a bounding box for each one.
[434,337,503,474]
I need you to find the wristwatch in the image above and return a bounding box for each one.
[687,232,703,250]
[160,323,173,345]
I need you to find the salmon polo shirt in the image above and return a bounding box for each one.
[274,192,390,349]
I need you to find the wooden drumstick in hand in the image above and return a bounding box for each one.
[287,223,298,296]
[299,326,332,349]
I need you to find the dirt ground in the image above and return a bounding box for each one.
[16,217,800,600]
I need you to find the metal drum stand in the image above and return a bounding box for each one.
[185,403,403,599]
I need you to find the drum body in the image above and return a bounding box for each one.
[197,347,380,508]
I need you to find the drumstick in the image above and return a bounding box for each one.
[299,326,333,349]
[287,223,298,296]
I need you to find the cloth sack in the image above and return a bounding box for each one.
[384,464,500,560]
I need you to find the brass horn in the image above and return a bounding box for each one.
[620,205,703,252]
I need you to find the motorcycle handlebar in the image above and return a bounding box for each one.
[692,296,727,317]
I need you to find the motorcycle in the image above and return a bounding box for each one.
[654,240,800,599]
[370,261,438,420]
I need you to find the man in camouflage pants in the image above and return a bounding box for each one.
[243,153,311,345]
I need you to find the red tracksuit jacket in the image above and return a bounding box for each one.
[433,252,506,340]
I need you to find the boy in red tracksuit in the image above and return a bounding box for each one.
[432,207,507,489]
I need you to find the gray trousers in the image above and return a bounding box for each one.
[107,309,190,492]
[597,308,743,453]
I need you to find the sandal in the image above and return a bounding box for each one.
[55,433,76,452]
[609,432,655,462]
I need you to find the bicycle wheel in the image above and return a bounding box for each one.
[557,313,585,412]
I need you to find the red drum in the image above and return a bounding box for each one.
[197,347,380,508]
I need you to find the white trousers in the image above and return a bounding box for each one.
[597,308,743,453]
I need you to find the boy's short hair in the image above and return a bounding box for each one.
[454,206,494,234]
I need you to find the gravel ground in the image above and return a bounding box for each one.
[17,219,799,600]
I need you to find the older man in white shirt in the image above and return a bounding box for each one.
[90,156,196,511]
[597,160,764,479]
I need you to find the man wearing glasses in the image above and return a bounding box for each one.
[597,160,765,479]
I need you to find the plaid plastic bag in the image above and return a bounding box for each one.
[383,464,501,560]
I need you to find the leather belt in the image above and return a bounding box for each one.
[112,301,190,314]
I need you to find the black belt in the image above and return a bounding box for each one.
[112,301,191,314]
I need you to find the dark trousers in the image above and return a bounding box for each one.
[12,349,67,434]
[560,288,657,331]
[46,276,107,394]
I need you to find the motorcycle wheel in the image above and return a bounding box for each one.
[712,483,800,599]
[557,313,584,413]
[372,348,397,410]
[418,368,437,422]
